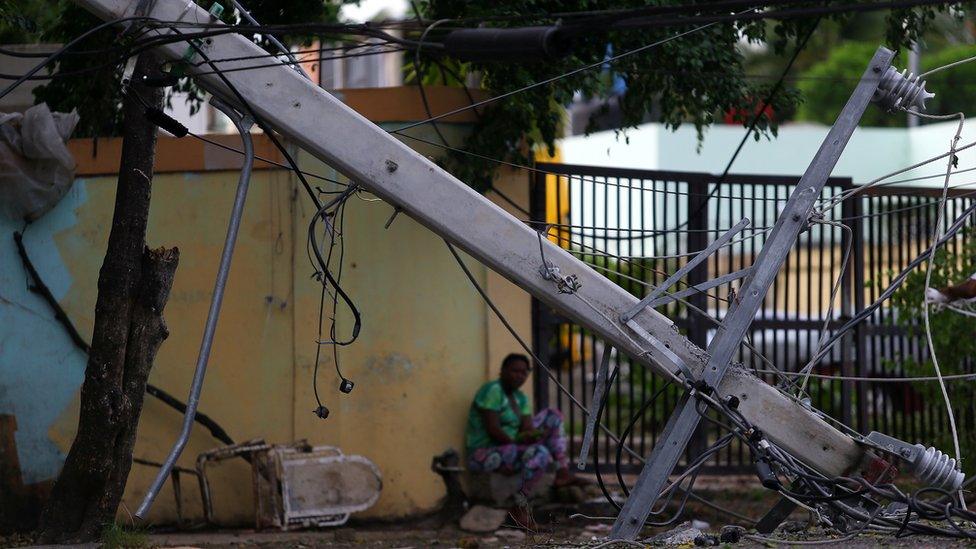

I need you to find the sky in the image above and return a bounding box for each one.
[340,0,408,22]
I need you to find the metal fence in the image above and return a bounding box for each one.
[529,162,976,474]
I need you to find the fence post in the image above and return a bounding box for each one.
[849,186,868,433]
[530,169,552,410]
[685,176,711,460]
[838,178,856,429]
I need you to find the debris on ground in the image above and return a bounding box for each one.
[642,522,702,546]
[494,528,527,542]
[459,505,508,533]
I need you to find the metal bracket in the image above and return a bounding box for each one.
[620,217,750,322]
[645,267,752,309]
[623,318,694,382]
[864,432,964,491]
[577,343,614,469]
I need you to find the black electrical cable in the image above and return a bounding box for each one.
[311,199,341,410]
[12,230,237,447]
[124,21,444,53]
[0,44,122,58]
[0,61,124,81]
[328,190,351,380]
[164,25,322,210]
[307,187,363,346]
[127,79,364,370]
[165,22,368,415]
[591,369,736,524]
[733,422,976,539]
[173,26,363,351]
[31,26,406,85]
[111,0,960,41]
[413,18,452,150]
[0,25,166,82]
[187,131,349,187]
[22,0,954,89]
[189,46,410,77]
[642,435,734,527]
[311,187,356,411]
[592,368,621,510]
[0,15,153,100]
[191,41,406,68]
[614,381,674,496]
[600,0,966,32]
[663,384,976,540]
[390,15,730,135]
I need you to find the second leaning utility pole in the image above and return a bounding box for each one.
[610,46,894,540]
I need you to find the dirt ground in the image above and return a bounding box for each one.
[6,517,974,548]
[5,476,973,548]
[112,522,976,548]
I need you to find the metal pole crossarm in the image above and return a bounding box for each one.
[645,267,752,309]
[72,0,864,517]
[620,217,750,322]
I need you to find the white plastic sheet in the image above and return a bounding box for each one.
[0,103,79,222]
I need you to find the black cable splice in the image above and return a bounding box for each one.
[748,429,765,444]
[143,107,188,137]
[443,26,572,62]
[692,379,713,394]
[141,72,180,87]
[754,456,782,491]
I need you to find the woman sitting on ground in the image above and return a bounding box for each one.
[465,353,584,528]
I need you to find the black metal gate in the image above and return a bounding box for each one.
[530,162,976,474]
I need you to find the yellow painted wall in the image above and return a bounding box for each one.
[36,87,535,525]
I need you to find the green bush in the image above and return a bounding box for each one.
[923,44,976,118]
[889,234,976,475]
[797,42,976,126]
[797,42,902,127]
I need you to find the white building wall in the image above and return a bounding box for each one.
[560,120,975,189]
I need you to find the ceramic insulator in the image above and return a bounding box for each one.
[913,444,965,491]
[873,67,935,113]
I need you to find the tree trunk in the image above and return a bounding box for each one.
[38,54,179,543]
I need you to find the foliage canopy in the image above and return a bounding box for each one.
[1,0,346,137]
[0,1,967,189]
[415,1,962,189]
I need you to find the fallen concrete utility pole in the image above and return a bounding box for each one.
[71,0,962,527]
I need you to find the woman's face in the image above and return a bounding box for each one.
[501,359,530,391]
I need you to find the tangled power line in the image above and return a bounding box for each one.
[9,0,976,542]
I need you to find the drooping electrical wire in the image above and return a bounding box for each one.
[18,6,976,536]
[913,108,966,503]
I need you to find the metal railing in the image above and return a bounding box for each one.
[530,162,976,473]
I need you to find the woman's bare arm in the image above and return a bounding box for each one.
[480,409,514,445]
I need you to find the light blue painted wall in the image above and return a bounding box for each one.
[0,181,87,484]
